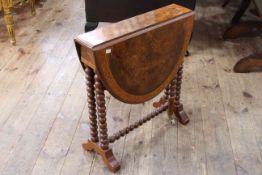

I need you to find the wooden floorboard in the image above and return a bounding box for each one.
[204,2,262,175]
[0,0,262,174]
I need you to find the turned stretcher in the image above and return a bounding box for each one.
[75,4,194,172]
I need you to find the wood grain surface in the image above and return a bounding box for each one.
[76,4,195,103]
[0,0,262,174]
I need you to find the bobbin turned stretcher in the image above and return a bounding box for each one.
[74,4,194,172]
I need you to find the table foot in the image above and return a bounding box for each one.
[174,104,190,125]
[82,140,120,172]
[154,64,190,125]
[234,53,262,73]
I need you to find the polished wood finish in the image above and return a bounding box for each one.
[108,104,168,143]
[94,74,109,150]
[155,65,190,124]
[153,85,170,108]
[82,141,120,172]
[173,65,189,124]
[76,4,194,172]
[2,0,262,174]
[76,4,194,104]
[168,77,176,116]
[78,5,193,50]
[85,67,98,143]
[83,74,120,172]
[234,53,262,73]
[153,65,189,124]
[223,0,262,73]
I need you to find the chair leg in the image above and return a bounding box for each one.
[2,1,16,45]
[234,53,262,73]
[82,70,120,172]
[223,21,262,40]
[29,0,36,16]
[173,65,190,125]
[222,0,231,7]
[231,0,251,24]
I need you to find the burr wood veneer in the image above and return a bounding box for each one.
[75,4,194,172]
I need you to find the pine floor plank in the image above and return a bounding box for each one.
[0,0,84,127]
[0,0,262,175]
[204,2,262,174]
[191,3,238,175]
[30,70,86,175]
[59,105,94,175]
[0,0,72,69]
[116,104,144,175]
[126,103,152,175]
[1,50,80,175]
[214,47,262,175]
[176,54,207,175]
[60,93,112,175]
[90,98,132,175]
[231,33,262,163]
[149,99,178,175]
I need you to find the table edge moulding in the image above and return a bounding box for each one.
[74,4,195,172]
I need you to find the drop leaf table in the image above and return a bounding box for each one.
[74,4,195,172]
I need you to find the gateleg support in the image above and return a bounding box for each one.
[173,64,190,125]
[82,71,120,172]
[82,140,120,172]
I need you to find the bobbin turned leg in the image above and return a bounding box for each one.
[167,79,176,124]
[83,73,120,172]
[82,67,99,150]
[173,65,189,125]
